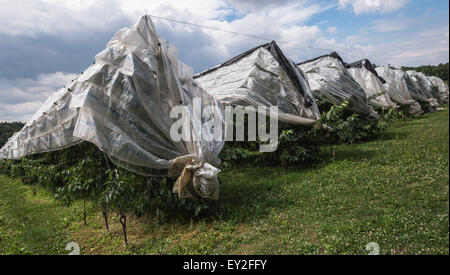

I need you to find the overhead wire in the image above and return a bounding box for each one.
[148,14,385,65]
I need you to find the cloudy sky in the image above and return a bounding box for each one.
[0,0,448,122]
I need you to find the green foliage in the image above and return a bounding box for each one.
[219,144,249,167]
[401,63,449,81]
[97,167,212,219]
[312,99,404,161]
[375,106,403,129]
[225,95,404,166]
[0,159,13,175]
[219,109,321,166]
[259,123,320,165]
[0,142,213,220]
[314,96,335,113]
[315,101,374,146]
[12,159,40,186]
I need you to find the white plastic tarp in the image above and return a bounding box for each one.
[375,66,423,115]
[193,41,320,126]
[0,16,225,200]
[298,52,372,116]
[429,76,449,104]
[348,59,396,110]
[406,71,438,100]
[393,70,429,102]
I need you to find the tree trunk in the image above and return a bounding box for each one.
[330,145,336,160]
[119,214,128,246]
[281,158,287,167]
[83,200,87,225]
[102,210,109,231]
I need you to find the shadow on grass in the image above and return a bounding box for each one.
[381,129,411,141]
[202,144,383,224]
[326,147,379,163]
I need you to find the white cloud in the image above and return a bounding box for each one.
[0,72,77,122]
[327,26,338,34]
[338,0,409,15]
[369,18,411,33]
[144,0,336,68]
[0,0,131,37]
[343,25,449,67]
[0,0,448,122]
[0,0,340,122]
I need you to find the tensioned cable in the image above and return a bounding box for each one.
[148,14,385,65]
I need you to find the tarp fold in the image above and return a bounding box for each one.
[298,52,373,115]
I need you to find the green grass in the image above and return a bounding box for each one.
[0,107,448,255]
[0,176,97,254]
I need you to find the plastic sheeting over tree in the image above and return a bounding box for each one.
[297,52,373,116]
[406,71,439,100]
[193,41,320,126]
[394,70,429,102]
[348,59,396,110]
[375,66,423,115]
[0,16,226,200]
[428,76,449,104]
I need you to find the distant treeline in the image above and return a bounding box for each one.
[0,122,25,148]
[401,63,449,82]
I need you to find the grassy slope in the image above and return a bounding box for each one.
[0,108,448,255]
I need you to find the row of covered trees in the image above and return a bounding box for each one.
[401,63,449,82]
